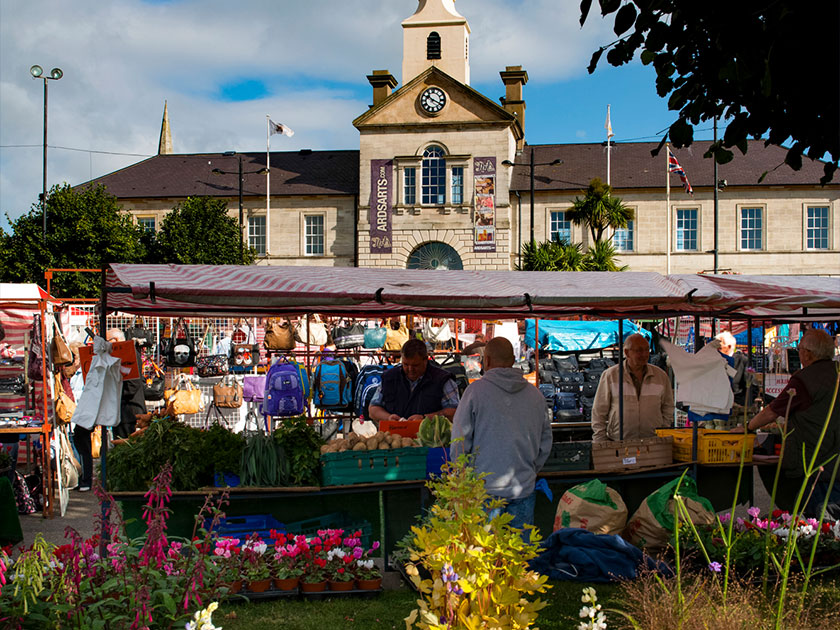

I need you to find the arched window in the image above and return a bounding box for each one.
[427,32,441,60]
[407,242,463,270]
[422,145,446,205]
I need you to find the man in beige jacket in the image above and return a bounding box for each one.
[591,333,674,441]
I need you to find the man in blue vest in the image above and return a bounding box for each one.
[367,338,459,424]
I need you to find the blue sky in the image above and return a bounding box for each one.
[0,0,717,229]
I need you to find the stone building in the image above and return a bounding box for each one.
[83,0,839,276]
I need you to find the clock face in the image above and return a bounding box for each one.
[420,87,447,114]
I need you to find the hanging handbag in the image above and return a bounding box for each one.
[91,427,102,459]
[196,324,230,377]
[384,320,410,351]
[54,373,76,426]
[126,317,154,349]
[164,374,204,415]
[28,314,43,380]
[332,321,365,349]
[423,318,452,344]
[143,360,166,401]
[51,316,73,365]
[165,318,196,368]
[242,374,266,402]
[363,326,387,349]
[213,376,243,408]
[294,314,328,347]
[264,318,296,351]
[229,319,260,369]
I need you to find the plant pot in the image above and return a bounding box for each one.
[273,577,300,591]
[247,578,272,593]
[356,577,382,590]
[328,579,355,591]
[301,580,327,593]
[227,579,243,594]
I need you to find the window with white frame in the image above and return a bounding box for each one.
[248,216,266,256]
[451,166,464,205]
[403,167,416,205]
[305,214,325,256]
[613,221,634,252]
[421,146,446,205]
[137,216,156,233]
[806,206,830,250]
[675,208,698,251]
[549,211,571,243]
[740,207,763,250]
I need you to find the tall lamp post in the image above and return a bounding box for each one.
[30,64,63,239]
[503,147,563,248]
[212,152,268,259]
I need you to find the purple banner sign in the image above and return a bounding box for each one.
[473,156,496,253]
[369,159,393,254]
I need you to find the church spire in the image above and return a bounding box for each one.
[158,100,173,155]
[402,0,470,85]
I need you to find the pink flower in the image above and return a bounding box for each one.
[353,546,363,559]
[370,541,380,551]
[747,507,760,519]
[719,513,731,524]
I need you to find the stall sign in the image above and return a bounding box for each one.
[79,340,141,382]
[369,159,393,254]
[473,157,496,252]
[764,373,791,398]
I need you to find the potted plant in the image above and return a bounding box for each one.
[270,533,303,591]
[326,547,356,591]
[354,540,383,590]
[241,535,271,592]
[298,535,328,592]
[212,537,242,593]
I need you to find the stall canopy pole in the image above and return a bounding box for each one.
[618,318,624,440]
[99,268,110,556]
[38,298,53,517]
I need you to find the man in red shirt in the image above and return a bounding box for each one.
[747,329,840,517]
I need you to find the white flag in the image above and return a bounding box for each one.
[605,105,614,139]
[269,119,294,137]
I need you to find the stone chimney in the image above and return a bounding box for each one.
[367,70,399,108]
[499,66,527,150]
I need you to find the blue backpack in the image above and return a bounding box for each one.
[263,359,310,417]
[313,359,354,409]
[353,364,391,419]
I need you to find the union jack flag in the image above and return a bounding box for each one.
[668,149,693,194]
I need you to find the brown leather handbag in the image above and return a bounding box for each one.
[264,318,295,351]
[51,322,73,365]
[213,377,243,408]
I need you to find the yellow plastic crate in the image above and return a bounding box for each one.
[655,428,757,464]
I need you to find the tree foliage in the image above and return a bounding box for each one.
[518,235,627,271]
[580,0,839,184]
[151,196,257,265]
[565,177,634,244]
[0,184,148,298]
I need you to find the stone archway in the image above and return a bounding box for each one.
[406,241,463,270]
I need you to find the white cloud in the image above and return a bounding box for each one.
[0,0,615,226]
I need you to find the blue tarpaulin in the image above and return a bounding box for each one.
[524,319,651,352]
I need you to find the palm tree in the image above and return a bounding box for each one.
[566,177,634,244]
[517,236,587,271]
[584,239,629,271]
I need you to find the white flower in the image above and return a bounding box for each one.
[581,586,597,604]
[357,559,374,570]
[773,527,790,539]
[798,524,816,539]
[831,521,840,540]
[185,602,221,630]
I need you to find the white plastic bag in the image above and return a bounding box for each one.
[352,418,377,438]
[71,336,123,429]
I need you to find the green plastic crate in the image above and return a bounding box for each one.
[540,441,591,472]
[320,446,429,486]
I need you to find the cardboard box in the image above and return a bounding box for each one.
[79,340,141,382]
[591,436,673,472]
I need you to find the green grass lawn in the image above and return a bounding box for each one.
[215,581,622,629]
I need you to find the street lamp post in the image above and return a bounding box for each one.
[30,64,63,239]
[503,148,563,248]
[212,153,268,259]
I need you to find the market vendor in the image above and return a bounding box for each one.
[367,338,459,424]
[744,329,840,517]
[591,333,675,442]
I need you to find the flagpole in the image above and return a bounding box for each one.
[666,142,671,275]
[266,115,271,256]
[606,104,612,186]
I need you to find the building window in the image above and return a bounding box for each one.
[404,167,416,205]
[248,216,266,256]
[675,208,698,251]
[451,167,464,205]
[427,32,441,60]
[422,146,446,205]
[136,216,156,233]
[305,214,324,256]
[740,207,763,250]
[613,221,634,252]
[549,211,571,243]
[806,206,829,250]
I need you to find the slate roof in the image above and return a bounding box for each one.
[507,140,837,193]
[79,150,359,199]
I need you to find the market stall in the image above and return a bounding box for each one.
[97,264,840,555]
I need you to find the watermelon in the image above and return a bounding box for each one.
[418,415,451,447]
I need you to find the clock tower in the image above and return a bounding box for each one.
[402,0,470,85]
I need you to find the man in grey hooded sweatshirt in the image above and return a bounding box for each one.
[451,337,553,531]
